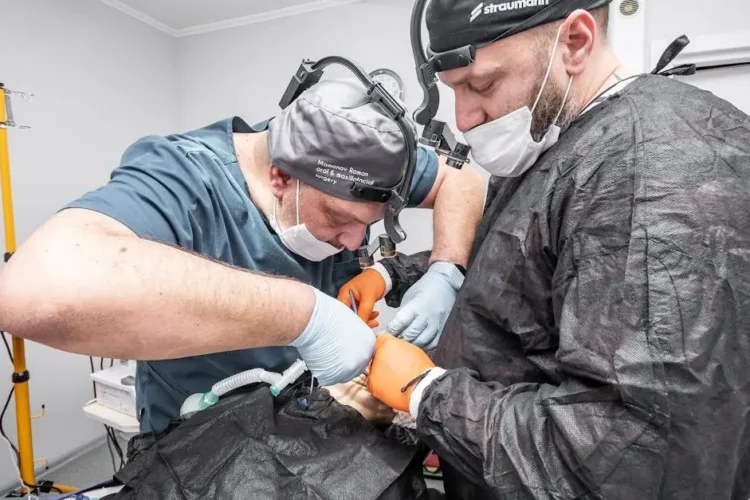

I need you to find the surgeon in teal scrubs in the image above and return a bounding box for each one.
[0,79,485,433]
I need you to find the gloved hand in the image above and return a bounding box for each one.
[337,264,390,328]
[291,287,376,386]
[324,375,396,425]
[386,262,464,350]
[367,334,436,413]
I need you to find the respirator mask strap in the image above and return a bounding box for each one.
[295,180,301,226]
[553,76,574,126]
[531,23,574,133]
[531,24,565,115]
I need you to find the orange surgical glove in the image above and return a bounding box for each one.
[367,334,436,413]
[337,268,387,328]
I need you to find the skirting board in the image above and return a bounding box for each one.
[651,31,750,69]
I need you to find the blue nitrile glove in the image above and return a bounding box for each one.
[386,262,464,350]
[291,287,376,386]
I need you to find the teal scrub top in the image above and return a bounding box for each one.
[64,116,438,432]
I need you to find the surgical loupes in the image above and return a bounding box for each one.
[356,234,397,270]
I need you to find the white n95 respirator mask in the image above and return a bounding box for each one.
[464,24,573,178]
[271,180,343,262]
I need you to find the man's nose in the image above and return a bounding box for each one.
[454,90,489,133]
[338,226,368,252]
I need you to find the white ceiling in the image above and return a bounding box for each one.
[100,0,367,37]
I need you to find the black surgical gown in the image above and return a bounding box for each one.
[417,74,750,499]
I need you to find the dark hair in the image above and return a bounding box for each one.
[530,6,609,48]
[591,6,609,38]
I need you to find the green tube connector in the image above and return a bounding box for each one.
[202,392,218,407]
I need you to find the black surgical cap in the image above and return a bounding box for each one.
[426,0,613,54]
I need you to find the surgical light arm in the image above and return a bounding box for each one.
[410,0,472,169]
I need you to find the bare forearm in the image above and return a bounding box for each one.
[429,166,485,267]
[0,212,314,360]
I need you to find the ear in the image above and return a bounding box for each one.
[561,10,596,76]
[269,166,294,198]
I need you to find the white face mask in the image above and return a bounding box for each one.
[271,180,343,262]
[464,24,573,178]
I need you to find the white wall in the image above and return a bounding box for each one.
[176,0,472,326]
[646,0,750,113]
[176,1,460,135]
[0,0,178,492]
[646,0,749,47]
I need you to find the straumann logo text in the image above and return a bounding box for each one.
[470,0,550,22]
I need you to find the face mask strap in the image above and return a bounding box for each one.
[532,23,566,115]
[272,180,302,230]
[272,193,280,230]
[295,179,301,226]
[552,75,574,126]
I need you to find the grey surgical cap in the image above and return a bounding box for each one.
[267,79,416,202]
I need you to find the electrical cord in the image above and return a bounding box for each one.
[2,428,30,499]
[1,330,29,498]
[88,356,125,471]
[104,428,117,473]
[104,425,123,469]
[1,386,20,459]
[0,331,69,498]
[2,331,12,362]
[1,331,20,461]
[2,332,65,497]
[105,425,124,470]
[88,356,97,398]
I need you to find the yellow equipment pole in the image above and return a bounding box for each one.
[0,85,16,255]
[0,83,77,495]
[0,82,37,490]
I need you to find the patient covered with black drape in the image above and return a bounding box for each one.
[105,377,430,500]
